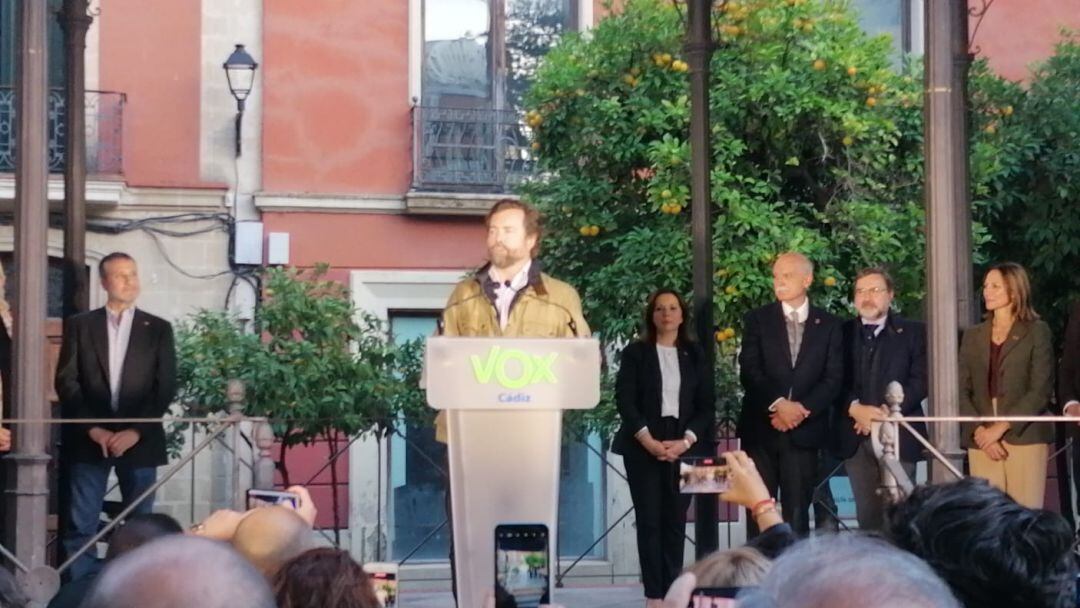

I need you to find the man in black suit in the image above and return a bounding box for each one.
[738,252,843,535]
[1059,301,1080,511]
[56,252,177,581]
[833,268,927,531]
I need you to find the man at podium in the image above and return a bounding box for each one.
[435,198,591,444]
[434,198,590,606]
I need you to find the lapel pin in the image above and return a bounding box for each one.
[897,327,904,334]
[814,318,821,325]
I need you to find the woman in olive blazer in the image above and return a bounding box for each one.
[959,262,1054,508]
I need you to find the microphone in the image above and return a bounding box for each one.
[519,292,581,337]
[436,291,489,336]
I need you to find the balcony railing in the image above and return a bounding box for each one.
[0,87,125,174]
[411,105,536,193]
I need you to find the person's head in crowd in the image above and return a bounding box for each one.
[885,477,1076,608]
[272,548,380,608]
[0,566,28,608]
[642,288,693,347]
[82,535,275,608]
[737,534,960,608]
[688,546,770,589]
[772,252,814,307]
[982,261,1039,321]
[231,505,315,579]
[106,513,183,560]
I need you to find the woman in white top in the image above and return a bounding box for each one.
[613,289,714,607]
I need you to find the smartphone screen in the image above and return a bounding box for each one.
[495,524,550,608]
[245,489,299,510]
[688,587,741,607]
[679,458,730,494]
[363,562,398,607]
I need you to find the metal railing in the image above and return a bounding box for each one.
[0,87,125,174]
[411,105,535,192]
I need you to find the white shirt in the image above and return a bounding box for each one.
[657,345,681,418]
[488,260,531,331]
[781,298,809,324]
[107,306,136,411]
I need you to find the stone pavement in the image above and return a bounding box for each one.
[398,583,646,608]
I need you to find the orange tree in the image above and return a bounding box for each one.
[521,0,1014,435]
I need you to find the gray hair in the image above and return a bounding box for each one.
[83,535,275,608]
[737,534,960,608]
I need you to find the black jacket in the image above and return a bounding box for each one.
[55,308,177,467]
[737,301,843,450]
[833,313,928,462]
[1059,301,1080,409]
[612,340,713,455]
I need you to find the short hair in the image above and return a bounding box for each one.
[231,506,315,579]
[984,262,1039,322]
[485,198,543,257]
[272,548,381,608]
[689,546,771,588]
[106,513,184,560]
[884,477,1075,608]
[774,252,814,276]
[83,535,275,608]
[98,252,135,279]
[641,288,694,347]
[738,534,959,608]
[854,266,895,292]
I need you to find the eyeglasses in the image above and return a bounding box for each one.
[854,287,890,296]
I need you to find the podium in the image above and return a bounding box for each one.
[425,336,600,608]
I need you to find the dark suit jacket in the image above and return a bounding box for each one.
[958,318,1054,447]
[55,307,177,467]
[833,313,927,462]
[737,301,843,450]
[1059,301,1080,408]
[612,340,713,456]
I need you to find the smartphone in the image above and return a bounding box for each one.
[679,458,730,494]
[245,489,300,510]
[688,587,741,607]
[495,523,551,608]
[363,562,398,607]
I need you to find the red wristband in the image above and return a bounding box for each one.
[750,498,776,514]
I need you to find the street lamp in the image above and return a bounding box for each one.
[223,44,258,157]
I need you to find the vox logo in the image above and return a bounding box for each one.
[469,346,559,389]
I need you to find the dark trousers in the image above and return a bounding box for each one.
[63,461,156,581]
[746,432,817,536]
[845,439,917,531]
[623,419,689,599]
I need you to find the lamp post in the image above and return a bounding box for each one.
[223,44,258,157]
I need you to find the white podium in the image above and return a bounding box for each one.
[425,336,600,608]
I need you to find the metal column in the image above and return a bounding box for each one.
[924,0,965,482]
[686,0,718,557]
[7,0,53,568]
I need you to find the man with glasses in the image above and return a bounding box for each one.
[832,267,927,531]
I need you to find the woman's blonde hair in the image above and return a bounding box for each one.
[985,262,1039,322]
[689,546,771,588]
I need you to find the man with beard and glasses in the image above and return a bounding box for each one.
[832,267,927,531]
[435,198,590,605]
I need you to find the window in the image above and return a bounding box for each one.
[421,0,578,112]
[850,0,924,60]
[386,311,605,561]
[414,0,579,191]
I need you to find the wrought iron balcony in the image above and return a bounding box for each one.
[0,88,125,174]
[411,105,536,192]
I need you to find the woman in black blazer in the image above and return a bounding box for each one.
[614,289,713,606]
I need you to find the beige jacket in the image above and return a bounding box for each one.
[434,263,590,442]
